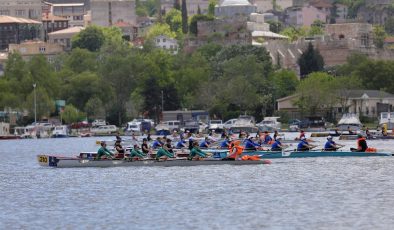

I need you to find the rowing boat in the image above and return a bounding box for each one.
[246,150,393,158]
[37,154,271,168]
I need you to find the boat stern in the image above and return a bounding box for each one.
[37,155,58,167]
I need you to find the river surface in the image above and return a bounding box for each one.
[1,133,394,229]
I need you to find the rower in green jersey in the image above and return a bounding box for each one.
[188,141,207,160]
[129,144,147,159]
[96,141,114,160]
[155,141,175,160]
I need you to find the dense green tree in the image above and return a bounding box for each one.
[294,72,337,116]
[25,87,55,120]
[164,9,182,33]
[72,26,105,52]
[309,20,325,36]
[146,23,176,39]
[270,70,299,99]
[280,26,307,42]
[267,20,283,33]
[354,59,394,93]
[298,42,324,77]
[373,25,387,49]
[174,0,181,10]
[181,0,188,34]
[62,104,86,124]
[196,43,223,59]
[64,48,98,74]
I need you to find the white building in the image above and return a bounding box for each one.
[154,35,179,54]
[48,26,85,50]
[215,0,257,18]
[49,3,86,27]
[91,0,136,27]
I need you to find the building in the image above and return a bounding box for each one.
[0,16,41,50]
[113,21,138,41]
[277,90,394,119]
[160,0,210,16]
[42,13,69,42]
[49,2,86,27]
[162,110,209,123]
[357,0,392,25]
[91,0,136,27]
[325,23,373,48]
[48,26,84,50]
[8,40,64,62]
[154,35,179,54]
[285,5,328,27]
[0,0,41,20]
[215,0,257,18]
[44,0,91,10]
[251,0,293,13]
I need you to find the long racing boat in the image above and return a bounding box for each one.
[245,150,393,159]
[37,154,271,168]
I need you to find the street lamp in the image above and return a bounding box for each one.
[161,90,164,114]
[33,83,37,125]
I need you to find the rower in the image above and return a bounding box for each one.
[199,137,211,149]
[244,136,260,151]
[261,131,273,144]
[152,137,163,149]
[271,137,286,151]
[323,136,344,151]
[141,138,150,155]
[156,146,174,160]
[96,141,114,160]
[189,141,208,160]
[114,140,125,158]
[297,137,315,151]
[350,134,368,152]
[129,144,147,159]
[223,142,244,160]
[176,138,187,148]
[164,138,174,154]
[220,136,231,149]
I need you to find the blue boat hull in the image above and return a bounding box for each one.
[249,151,393,159]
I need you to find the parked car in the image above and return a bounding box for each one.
[223,119,237,130]
[92,119,107,127]
[182,120,200,133]
[90,125,118,135]
[208,120,224,131]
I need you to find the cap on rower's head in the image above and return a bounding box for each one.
[327,135,332,140]
[115,140,121,143]
[100,141,106,146]
[357,134,363,138]
[143,138,147,142]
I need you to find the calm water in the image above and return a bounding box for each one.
[1,134,394,230]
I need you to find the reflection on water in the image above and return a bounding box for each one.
[1,134,394,229]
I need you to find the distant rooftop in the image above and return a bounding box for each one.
[48,26,84,35]
[0,16,41,24]
[220,0,252,6]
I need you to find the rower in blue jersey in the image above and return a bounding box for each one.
[152,137,164,149]
[262,131,273,144]
[297,137,316,151]
[199,137,211,148]
[176,139,187,148]
[244,136,260,151]
[324,136,344,151]
[271,137,286,151]
[220,136,231,149]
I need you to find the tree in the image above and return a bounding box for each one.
[297,42,324,77]
[208,0,217,16]
[270,70,299,99]
[62,104,85,124]
[309,20,325,36]
[72,26,105,52]
[384,17,394,35]
[64,48,98,74]
[267,20,283,33]
[280,26,307,42]
[146,23,176,39]
[373,25,387,49]
[294,72,338,116]
[181,0,188,34]
[164,9,182,33]
[25,87,55,120]
[197,5,201,15]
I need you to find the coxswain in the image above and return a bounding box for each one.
[244,136,260,151]
[223,142,244,160]
[297,137,315,151]
[323,136,344,151]
[350,134,368,152]
[114,140,125,158]
[189,141,207,160]
[96,141,114,159]
[271,137,286,151]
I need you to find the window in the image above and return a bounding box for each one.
[15,10,25,16]
[28,9,37,19]
[157,38,160,43]
[0,10,9,15]
[54,39,58,43]
[163,38,166,42]
[39,47,46,53]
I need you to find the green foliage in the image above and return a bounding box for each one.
[72,26,105,52]
[62,104,85,124]
[269,70,299,99]
[308,20,325,36]
[136,0,157,17]
[146,23,177,39]
[164,9,182,33]
[208,0,217,16]
[280,26,307,42]
[189,14,214,36]
[25,87,55,120]
[373,25,387,49]
[298,43,324,77]
[267,20,283,33]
